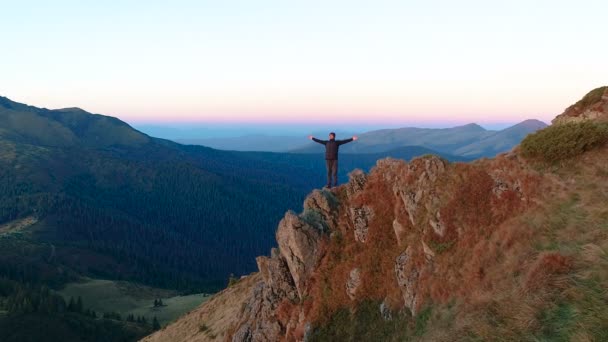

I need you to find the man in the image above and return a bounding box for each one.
[308,132,358,188]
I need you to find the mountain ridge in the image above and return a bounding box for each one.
[144,86,608,342]
[290,120,546,158]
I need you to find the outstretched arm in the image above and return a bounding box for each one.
[309,136,327,145]
[337,135,358,146]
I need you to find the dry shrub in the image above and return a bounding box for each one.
[276,298,297,325]
[524,252,572,292]
[521,121,608,163]
[440,166,494,247]
[305,163,407,325]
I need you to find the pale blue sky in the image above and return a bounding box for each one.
[1,0,607,126]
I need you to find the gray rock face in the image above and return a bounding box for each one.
[276,211,323,299]
[401,158,444,212]
[350,206,374,243]
[256,249,298,302]
[345,268,361,300]
[346,169,368,199]
[392,156,447,236]
[395,247,419,315]
[232,208,326,342]
[232,323,252,342]
[303,189,339,231]
[231,281,283,342]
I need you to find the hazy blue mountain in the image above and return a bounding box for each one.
[291,121,547,158]
[453,119,547,157]
[176,135,307,152]
[292,123,490,154]
[135,123,355,141]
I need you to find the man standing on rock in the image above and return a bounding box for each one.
[308,132,358,188]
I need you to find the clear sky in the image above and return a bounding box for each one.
[1,0,607,127]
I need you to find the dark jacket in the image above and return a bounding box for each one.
[312,137,353,160]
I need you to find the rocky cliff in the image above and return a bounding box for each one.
[144,88,608,341]
[552,86,608,124]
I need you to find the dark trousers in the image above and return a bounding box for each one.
[326,159,338,186]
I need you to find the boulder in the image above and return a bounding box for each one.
[277,211,323,298]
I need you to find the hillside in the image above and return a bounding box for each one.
[0,95,473,341]
[0,96,327,341]
[553,86,608,124]
[0,96,469,293]
[453,119,547,157]
[145,87,608,341]
[0,96,319,292]
[291,121,546,158]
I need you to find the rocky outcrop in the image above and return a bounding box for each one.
[231,281,282,342]
[552,86,608,124]
[350,206,374,243]
[303,190,339,231]
[276,211,323,299]
[256,249,298,302]
[394,247,420,315]
[391,156,447,238]
[346,169,368,199]
[229,250,299,342]
[225,204,329,342]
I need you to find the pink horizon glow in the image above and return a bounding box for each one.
[114,108,556,125]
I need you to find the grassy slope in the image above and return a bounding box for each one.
[142,273,263,342]
[0,98,319,291]
[59,279,210,325]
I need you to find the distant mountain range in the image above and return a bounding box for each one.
[292,120,547,158]
[158,119,547,158]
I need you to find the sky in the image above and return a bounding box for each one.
[1,0,607,130]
